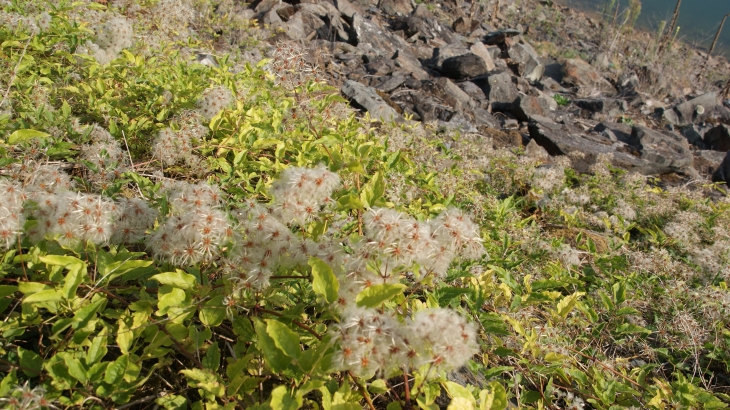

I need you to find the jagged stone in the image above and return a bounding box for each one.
[674,92,717,125]
[508,42,544,82]
[375,73,407,92]
[486,71,518,111]
[679,124,707,149]
[441,53,489,79]
[469,41,496,72]
[704,124,730,152]
[352,13,413,58]
[379,0,412,15]
[574,98,627,118]
[342,80,403,123]
[434,77,475,110]
[511,94,554,122]
[452,17,472,34]
[561,57,616,96]
[629,125,694,175]
[524,138,549,160]
[712,151,730,185]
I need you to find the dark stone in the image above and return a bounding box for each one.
[511,94,554,122]
[574,98,627,117]
[341,80,404,123]
[380,0,412,15]
[712,151,730,185]
[375,73,407,93]
[365,58,395,75]
[441,53,490,79]
[629,125,694,175]
[452,17,472,34]
[679,124,707,149]
[704,124,730,152]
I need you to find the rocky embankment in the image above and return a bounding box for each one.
[238,0,730,186]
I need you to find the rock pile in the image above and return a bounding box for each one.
[247,0,730,184]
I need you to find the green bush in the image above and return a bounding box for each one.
[0,1,729,410]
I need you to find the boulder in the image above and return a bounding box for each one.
[511,94,555,122]
[561,57,616,96]
[679,124,707,149]
[628,125,694,175]
[342,80,403,123]
[674,92,717,125]
[469,42,496,72]
[452,17,472,34]
[414,96,457,123]
[486,71,518,111]
[334,0,360,20]
[508,43,544,83]
[712,151,730,185]
[380,0,412,15]
[694,150,726,176]
[524,138,549,160]
[458,81,488,106]
[434,77,475,110]
[352,14,413,58]
[441,53,490,79]
[393,51,430,81]
[704,124,730,152]
[574,98,627,118]
[375,73,407,93]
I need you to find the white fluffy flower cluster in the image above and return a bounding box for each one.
[196,86,234,121]
[80,125,128,186]
[224,166,341,289]
[148,181,231,266]
[332,307,479,378]
[79,17,133,65]
[0,180,26,249]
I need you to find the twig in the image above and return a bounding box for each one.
[0,37,30,110]
[254,306,322,340]
[115,395,157,410]
[348,370,376,410]
[150,318,204,368]
[403,370,412,410]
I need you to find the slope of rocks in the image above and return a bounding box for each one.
[240,0,730,185]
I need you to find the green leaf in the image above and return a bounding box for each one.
[199,295,226,327]
[39,255,86,300]
[104,354,128,385]
[270,385,302,410]
[310,257,339,304]
[360,170,385,207]
[157,286,188,312]
[87,328,108,365]
[355,283,406,308]
[117,318,133,355]
[22,289,62,304]
[0,285,18,297]
[337,193,364,211]
[614,323,652,336]
[17,347,42,377]
[156,394,188,410]
[555,292,585,319]
[63,354,88,384]
[203,343,221,371]
[151,270,197,290]
[254,319,290,373]
[443,381,476,406]
[479,382,507,410]
[72,298,106,329]
[179,368,225,398]
[7,129,49,144]
[612,282,626,306]
[266,319,301,359]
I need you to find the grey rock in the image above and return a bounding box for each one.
[458,81,488,105]
[375,73,407,93]
[429,45,471,70]
[352,14,413,58]
[561,57,616,96]
[482,28,522,46]
[508,43,544,82]
[452,17,472,34]
[469,42,496,72]
[511,94,554,122]
[486,71,518,111]
[285,10,325,39]
[712,151,730,185]
[674,92,717,125]
[629,125,694,175]
[435,77,475,110]
[334,0,360,20]
[694,150,726,176]
[380,0,412,15]
[574,98,627,117]
[365,58,396,75]
[524,138,549,160]
[394,52,430,81]
[441,53,490,79]
[704,124,730,152]
[414,96,457,122]
[342,80,403,123]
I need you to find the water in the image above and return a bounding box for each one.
[554,0,730,58]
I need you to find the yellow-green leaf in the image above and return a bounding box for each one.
[309,258,339,304]
[355,283,406,308]
[7,129,49,145]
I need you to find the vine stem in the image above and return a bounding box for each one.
[254,306,322,340]
[348,370,376,410]
[403,369,412,410]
